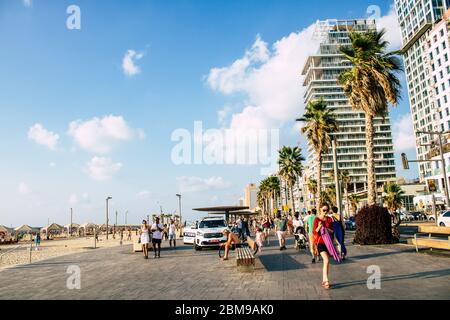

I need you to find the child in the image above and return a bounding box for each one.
[255,227,265,252]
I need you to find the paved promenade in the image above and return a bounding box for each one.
[0,234,449,300]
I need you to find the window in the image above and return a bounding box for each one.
[445,95,448,104]
[443,42,447,50]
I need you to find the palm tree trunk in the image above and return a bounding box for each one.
[289,182,295,214]
[317,152,322,210]
[365,114,377,206]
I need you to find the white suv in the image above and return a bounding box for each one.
[438,211,450,227]
[193,217,228,251]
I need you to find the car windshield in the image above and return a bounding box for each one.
[198,220,226,229]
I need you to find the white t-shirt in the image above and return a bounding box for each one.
[151,223,163,239]
[168,223,176,235]
[293,218,304,229]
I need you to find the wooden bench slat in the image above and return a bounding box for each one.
[236,247,255,267]
[412,238,450,250]
[418,226,450,235]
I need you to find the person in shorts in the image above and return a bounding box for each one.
[305,209,319,263]
[168,219,177,248]
[275,213,287,250]
[151,217,163,258]
[313,203,334,289]
[221,229,240,261]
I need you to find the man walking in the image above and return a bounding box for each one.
[275,213,287,250]
[305,209,319,263]
[168,219,177,248]
[151,217,163,258]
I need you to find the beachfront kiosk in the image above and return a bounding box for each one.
[192,206,257,223]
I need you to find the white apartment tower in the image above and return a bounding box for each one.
[301,19,397,194]
[395,0,450,181]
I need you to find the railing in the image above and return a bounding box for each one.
[0,242,34,265]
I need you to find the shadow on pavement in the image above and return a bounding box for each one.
[348,248,416,261]
[332,268,450,289]
[259,253,304,272]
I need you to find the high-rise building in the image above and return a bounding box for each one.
[395,0,450,181]
[244,183,258,211]
[301,19,397,195]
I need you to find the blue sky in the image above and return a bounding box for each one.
[0,0,416,227]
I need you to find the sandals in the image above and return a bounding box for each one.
[322,281,331,289]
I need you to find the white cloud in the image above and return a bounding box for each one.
[23,0,32,8]
[69,192,90,206]
[69,193,78,206]
[49,162,56,167]
[393,113,416,152]
[136,190,152,199]
[85,157,122,181]
[176,176,231,193]
[28,124,59,150]
[207,26,319,132]
[207,8,400,133]
[207,34,270,95]
[68,115,144,154]
[122,49,144,76]
[376,5,402,51]
[18,182,31,195]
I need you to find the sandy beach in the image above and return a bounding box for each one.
[0,234,138,270]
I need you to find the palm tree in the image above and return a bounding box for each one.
[307,178,318,208]
[348,194,360,216]
[297,99,338,208]
[266,176,280,216]
[383,182,404,242]
[338,29,402,206]
[325,183,337,207]
[257,190,266,216]
[383,183,404,214]
[278,146,305,214]
[258,177,280,217]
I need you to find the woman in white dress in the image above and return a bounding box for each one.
[140,220,150,259]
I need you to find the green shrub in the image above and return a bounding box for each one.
[354,205,393,245]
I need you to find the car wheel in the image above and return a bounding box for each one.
[429,217,435,221]
[194,243,202,251]
[439,222,446,227]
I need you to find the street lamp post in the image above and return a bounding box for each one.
[70,208,73,237]
[106,196,112,240]
[125,210,128,225]
[332,138,343,221]
[176,194,182,227]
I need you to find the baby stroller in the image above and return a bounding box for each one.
[294,226,308,251]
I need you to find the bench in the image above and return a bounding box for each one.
[411,226,450,252]
[246,237,257,252]
[236,246,255,268]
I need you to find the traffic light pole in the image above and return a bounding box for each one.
[402,130,450,209]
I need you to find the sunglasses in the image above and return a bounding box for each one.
[321,208,328,212]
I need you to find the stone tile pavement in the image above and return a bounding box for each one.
[0,234,449,300]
